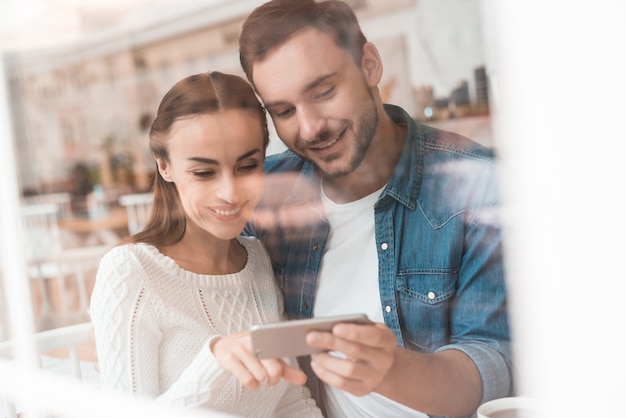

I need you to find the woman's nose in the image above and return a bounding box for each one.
[215,175,239,203]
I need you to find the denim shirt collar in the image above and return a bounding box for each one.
[378,104,423,212]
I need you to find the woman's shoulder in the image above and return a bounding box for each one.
[236,235,270,263]
[98,242,167,276]
[236,235,275,281]
[236,234,261,249]
[100,242,149,264]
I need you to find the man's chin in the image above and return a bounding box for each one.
[300,153,350,178]
[317,164,353,179]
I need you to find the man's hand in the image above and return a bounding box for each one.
[212,331,307,390]
[306,321,397,396]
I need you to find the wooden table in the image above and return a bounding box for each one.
[59,206,129,246]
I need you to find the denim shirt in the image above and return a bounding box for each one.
[244,105,512,412]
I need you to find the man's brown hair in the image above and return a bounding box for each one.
[239,0,367,85]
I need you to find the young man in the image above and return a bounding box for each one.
[240,1,512,417]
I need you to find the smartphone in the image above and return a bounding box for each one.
[250,313,371,359]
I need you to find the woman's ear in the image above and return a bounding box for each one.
[155,157,173,182]
[361,42,383,87]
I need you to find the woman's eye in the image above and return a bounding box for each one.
[239,162,260,172]
[193,171,214,178]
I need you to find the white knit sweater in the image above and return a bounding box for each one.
[89,236,322,417]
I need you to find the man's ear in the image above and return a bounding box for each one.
[155,157,173,182]
[361,42,383,87]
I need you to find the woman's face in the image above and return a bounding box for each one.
[157,110,265,241]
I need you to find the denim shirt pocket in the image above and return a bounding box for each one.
[396,269,457,351]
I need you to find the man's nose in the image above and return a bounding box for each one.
[297,105,325,142]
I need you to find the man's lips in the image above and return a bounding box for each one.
[310,127,346,151]
[312,136,338,150]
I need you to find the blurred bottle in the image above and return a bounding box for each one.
[87,183,108,219]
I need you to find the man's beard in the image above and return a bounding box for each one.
[301,95,378,179]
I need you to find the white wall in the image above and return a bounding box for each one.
[361,0,487,116]
[482,1,626,416]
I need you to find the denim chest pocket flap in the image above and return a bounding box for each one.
[397,269,457,304]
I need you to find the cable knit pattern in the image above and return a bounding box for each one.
[90,236,322,417]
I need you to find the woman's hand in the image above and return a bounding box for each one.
[211,331,307,390]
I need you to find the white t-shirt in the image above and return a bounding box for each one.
[315,185,428,418]
[314,184,384,322]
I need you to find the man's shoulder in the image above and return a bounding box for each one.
[385,103,495,162]
[264,149,306,174]
[417,122,495,162]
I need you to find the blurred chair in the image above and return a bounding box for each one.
[20,203,63,260]
[20,202,108,331]
[118,192,153,235]
[22,193,73,220]
[0,322,97,418]
[28,245,109,331]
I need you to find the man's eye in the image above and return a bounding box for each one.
[273,106,295,118]
[314,87,334,100]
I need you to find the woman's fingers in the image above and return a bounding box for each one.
[213,331,308,389]
[280,361,308,386]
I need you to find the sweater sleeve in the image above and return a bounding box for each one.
[273,358,325,418]
[154,336,232,408]
[90,246,163,396]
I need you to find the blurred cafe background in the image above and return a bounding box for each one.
[2,0,626,417]
[2,0,492,334]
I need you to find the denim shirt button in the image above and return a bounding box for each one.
[427,291,436,300]
[312,244,320,251]
[381,242,389,250]
[385,305,392,313]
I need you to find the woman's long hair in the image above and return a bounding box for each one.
[127,71,269,247]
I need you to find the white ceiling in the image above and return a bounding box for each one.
[0,0,221,51]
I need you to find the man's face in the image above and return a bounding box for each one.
[252,28,378,179]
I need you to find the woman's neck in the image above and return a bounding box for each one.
[159,233,246,276]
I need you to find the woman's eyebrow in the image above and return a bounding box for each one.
[187,149,262,165]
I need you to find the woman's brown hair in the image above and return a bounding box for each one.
[127,71,269,247]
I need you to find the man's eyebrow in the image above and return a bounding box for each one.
[263,73,336,109]
[303,73,336,93]
[187,149,263,165]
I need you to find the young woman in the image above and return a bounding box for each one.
[89,72,322,418]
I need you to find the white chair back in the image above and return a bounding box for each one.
[20,203,63,260]
[22,193,73,220]
[118,192,153,235]
[27,245,109,330]
[0,322,96,418]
